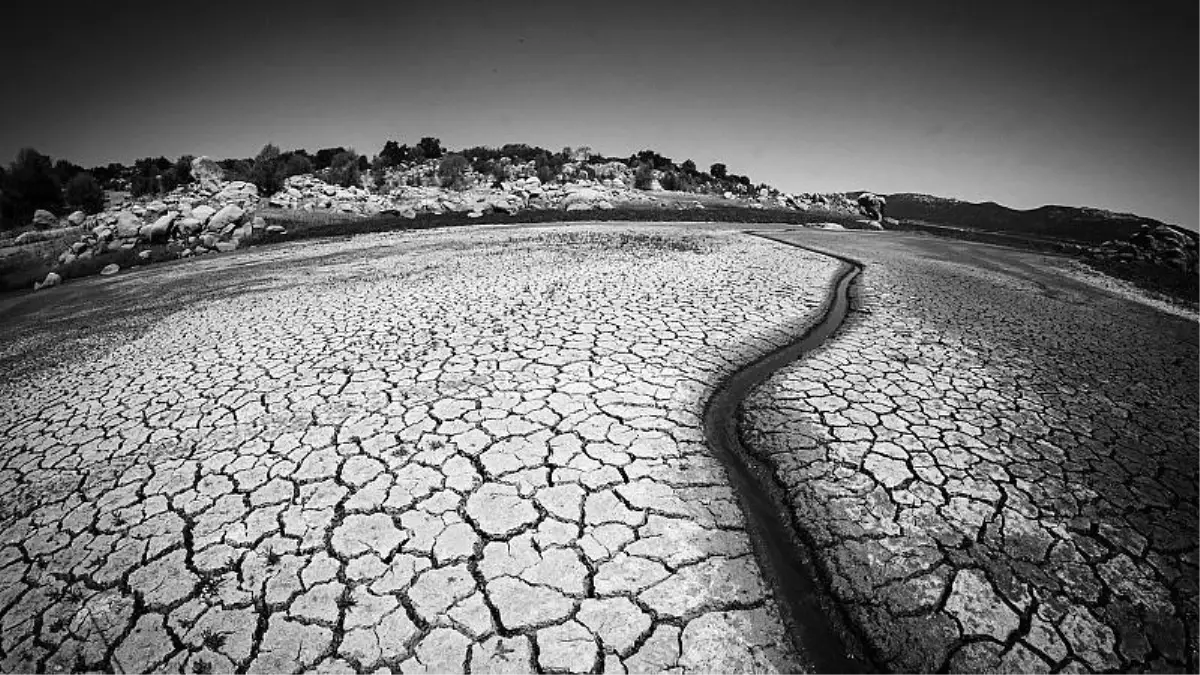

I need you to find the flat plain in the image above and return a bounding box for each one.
[0,223,1194,673]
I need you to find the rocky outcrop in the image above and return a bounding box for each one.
[42,175,263,286]
[856,192,886,220]
[1087,224,1199,275]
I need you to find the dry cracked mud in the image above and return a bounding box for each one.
[0,225,850,673]
[742,231,1199,673]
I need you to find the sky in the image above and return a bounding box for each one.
[3,0,1196,229]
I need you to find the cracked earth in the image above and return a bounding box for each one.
[742,231,1199,672]
[0,225,847,673]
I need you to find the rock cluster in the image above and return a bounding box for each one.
[1087,223,1199,275]
[37,159,265,289]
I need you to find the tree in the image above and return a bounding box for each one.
[1,148,64,228]
[417,137,443,160]
[710,163,727,179]
[681,159,697,174]
[314,147,348,171]
[65,172,105,214]
[250,144,285,195]
[438,154,469,189]
[370,155,389,191]
[283,153,313,177]
[324,150,361,188]
[634,162,654,190]
[379,140,410,167]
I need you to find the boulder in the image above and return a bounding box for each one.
[206,204,244,232]
[856,219,885,231]
[67,211,87,226]
[565,202,592,212]
[179,248,194,259]
[145,200,168,215]
[215,241,239,253]
[138,250,152,261]
[115,211,142,238]
[218,181,259,202]
[191,205,217,223]
[265,224,287,234]
[32,209,58,228]
[141,212,177,243]
[191,156,225,191]
[399,206,417,220]
[177,218,203,236]
[34,272,62,291]
[100,264,120,276]
[70,241,87,254]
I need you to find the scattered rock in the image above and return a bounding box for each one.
[33,272,61,291]
[100,264,120,276]
[116,211,142,238]
[67,211,87,226]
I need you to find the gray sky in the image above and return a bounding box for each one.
[3,0,1196,228]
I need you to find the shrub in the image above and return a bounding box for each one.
[681,159,697,174]
[418,137,443,160]
[710,163,727,179]
[324,150,361,188]
[370,155,389,191]
[65,173,105,214]
[1,148,64,229]
[250,144,285,195]
[660,170,681,191]
[438,154,469,189]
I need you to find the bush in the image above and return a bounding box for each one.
[65,173,105,214]
[283,153,313,177]
[660,170,681,191]
[634,162,654,190]
[438,154,469,189]
[1,148,64,229]
[681,159,697,174]
[324,150,361,188]
[314,147,348,171]
[710,163,727,180]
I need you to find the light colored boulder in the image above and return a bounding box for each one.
[191,204,216,223]
[31,209,58,228]
[191,156,224,191]
[100,263,120,276]
[34,272,62,291]
[206,204,244,232]
[141,212,177,242]
[115,211,142,238]
[176,218,203,236]
[67,210,86,226]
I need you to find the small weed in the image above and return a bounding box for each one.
[265,549,281,566]
[198,628,227,651]
[192,658,213,674]
[196,575,221,598]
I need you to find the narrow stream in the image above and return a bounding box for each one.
[702,233,872,673]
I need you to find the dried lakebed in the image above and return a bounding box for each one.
[0,225,853,673]
[742,230,1199,673]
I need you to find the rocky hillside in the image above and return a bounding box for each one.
[15,155,877,291]
[879,193,1160,245]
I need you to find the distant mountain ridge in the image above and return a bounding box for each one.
[870,192,1182,246]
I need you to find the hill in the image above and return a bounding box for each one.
[878,192,1163,245]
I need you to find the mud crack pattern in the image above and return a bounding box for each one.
[0,226,843,673]
[742,232,1199,673]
